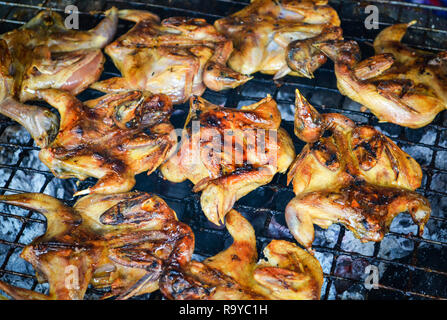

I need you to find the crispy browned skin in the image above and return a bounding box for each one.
[160,95,295,225]
[0,192,194,300]
[214,0,342,79]
[91,10,251,104]
[1,8,118,53]
[0,8,118,146]
[5,89,177,195]
[160,209,323,300]
[286,90,431,250]
[315,22,447,128]
[0,7,118,102]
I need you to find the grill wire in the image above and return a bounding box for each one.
[0,0,446,300]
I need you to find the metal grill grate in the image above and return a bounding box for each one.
[0,0,447,300]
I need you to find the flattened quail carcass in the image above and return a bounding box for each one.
[2,89,177,195]
[214,0,342,79]
[0,192,194,300]
[160,95,295,225]
[316,22,447,128]
[160,209,323,300]
[92,10,251,104]
[286,90,431,250]
[0,8,118,147]
[0,7,118,102]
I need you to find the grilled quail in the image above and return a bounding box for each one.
[160,95,295,225]
[214,0,342,79]
[316,22,447,128]
[0,192,194,300]
[0,7,118,102]
[160,209,323,300]
[0,8,118,146]
[3,89,176,195]
[91,10,251,104]
[286,90,431,250]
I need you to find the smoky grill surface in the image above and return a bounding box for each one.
[0,0,447,300]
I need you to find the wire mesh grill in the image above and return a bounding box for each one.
[0,0,446,300]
